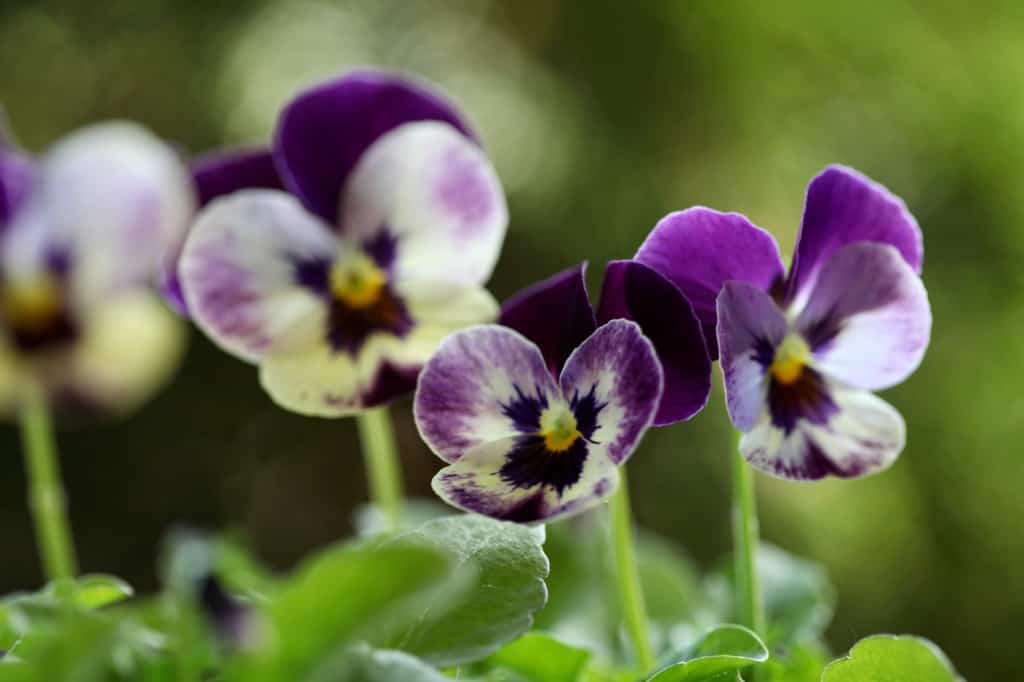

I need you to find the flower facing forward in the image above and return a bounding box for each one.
[0,122,193,414]
[636,166,931,480]
[415,319,663,523]
[179,70,508,416]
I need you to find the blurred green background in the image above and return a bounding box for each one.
[2,0,1022,677]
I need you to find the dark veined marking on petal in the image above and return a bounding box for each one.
[499,434,588,496]
[568,383,607,441]
[500,383,549,434]
[768,366,838,435]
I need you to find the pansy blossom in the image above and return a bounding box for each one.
[0,122,193,415]
[179,70,508,416]
[636,166,931,480]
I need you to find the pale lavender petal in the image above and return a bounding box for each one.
[192,147,284,206]
[499,263,596,377]
[786,165,923,307]
[598,260,710,425]
[635,207,785,358]
[796,242,930,391]
[0,147,34,227]
[558,319,662,465]
[274,69,476,223]
[414,325,561,464]
[716,281,788,432]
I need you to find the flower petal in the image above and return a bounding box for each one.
[414,325,561,464]
[741,387,905,481]
[716,280,788,432]
[179,190,334,362]
[499,263,596,377]
[192,147,284,206]
[0,147,34,227]
[786,165,923,308]
[635,208,785,358]
[432,435,620,523]
[559,319,662,465]
[339,121,507,286]
[598,260,710,425]
[797,242,930,391]
[31,122,196,302]
[274,69,476,223]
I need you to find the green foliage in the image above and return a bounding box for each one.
[474,632,592,682]
[822,635,962,682]
[69,575,134,611]
[646,625,768,681]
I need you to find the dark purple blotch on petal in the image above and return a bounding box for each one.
[198,574,256,648]
[766,367,838,435]
[500,383,549,434]
[362,227,398,271]
[499,263,596,377]
[274,69,477,225]
[500,436,588,495]
[361,361,419,408]
[598,260,711,425]
[191,148,285,207]
[569,383,605,441]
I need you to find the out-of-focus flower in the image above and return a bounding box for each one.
[179,70,508,416]
[0,122,193,415]
[636,166,931,480]
[415,319,663,523]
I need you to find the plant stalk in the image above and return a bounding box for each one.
[731,443,765,637]
[356,406,404,533]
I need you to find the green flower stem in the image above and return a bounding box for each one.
[18,385,77,582]
[731,442,765,639]
[356,406,404,532]
[608,465,655,673]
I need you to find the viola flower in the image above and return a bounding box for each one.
[636,166,931,480]
[0,122,194,415]
[179,70,508,416]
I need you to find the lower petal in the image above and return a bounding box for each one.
[741,387,905,481]
[432,435,620,523]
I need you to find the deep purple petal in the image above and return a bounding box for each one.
[716,281,788,432]
[414,325,561,464]
[597,260,710,425]
[786,165,923,307]
[274,69,476,224]
[559,319,662,465]
[0,147,35,228]
[192,147,284,206]
[796,242,931,391]
[635,207,785,359]
[499,263,597,377]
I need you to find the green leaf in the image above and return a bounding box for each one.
[70,575,134,610]
[225,539,457,682]
[822,635,962,682]
[354,498,454,537]
[758,641,828,682]
[382,514,549,666]
[482,632,591,682]
[300,644,454,682]
[646,625,768,682]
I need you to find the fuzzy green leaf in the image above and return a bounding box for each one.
[822,635,962,682]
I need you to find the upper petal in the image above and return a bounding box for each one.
[598,260,711,425]
[559,319,663,465]
[192,147,285,207]
[635,208,785,359]
[273,69,476,223]
[786,165,923,308]
[796,242,931,391]
[499,263,596,377]
[414,325,561,464]
[716,280,788,432]
[179,190,335,363]
[0,147,34,228]
[339,121,507,286]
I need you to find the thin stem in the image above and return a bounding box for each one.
[608,466,655,673]
[731,443,765,637]
[355,406,404,533]
[18,385,77,582]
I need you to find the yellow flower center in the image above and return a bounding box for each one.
[1,275,63,335]
[770,333,812,386]
[540,408,582,452]
[329,253,387,309]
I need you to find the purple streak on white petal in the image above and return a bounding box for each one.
[0,147,34,228]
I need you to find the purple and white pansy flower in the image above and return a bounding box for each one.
[413,262,711,523]
[179,70,508,416]
[0,121,194,415]
[636,165,931,480]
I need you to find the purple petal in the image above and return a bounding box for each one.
[559,319,662,465]
[741,387,905,481]
[796,242,930,391]
[192,147,284,206]
[785,165,923,307]
[597,260,710,425]
[716,281,788,432]
[0,147,34,228]
[432,435,619,523]
[274,69,476,224]
[414,325,561,464]
[499,264,597,377]
[635,208,785,359]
